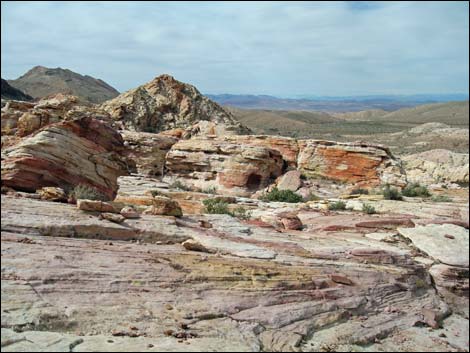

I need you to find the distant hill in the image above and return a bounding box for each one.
[7,66,119,104]
[208,93,469,112]
[1,78,33,101]
[376,101,469,127]
[229,101,469,140]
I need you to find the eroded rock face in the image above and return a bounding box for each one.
[403,149,469,186]
[101,74,251,135]
[298,140,407,188]
[121,130,178,176]
[1,116,129,199]
[224,135,299,168]
[165,137,284,196]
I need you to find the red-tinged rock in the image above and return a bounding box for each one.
[330,274,354,286]
[1,116,129,199]
[297,140,406,188]
[356,218,415,229]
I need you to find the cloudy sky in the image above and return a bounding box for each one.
[1,1,468,97]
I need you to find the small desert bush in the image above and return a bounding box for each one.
[402,183,431,198]
[304,192,321,202]
[362,203,376,214]
[260,187,303,203]
[170,180,191,191]
[431,195,452,202]
[350,188,369,195]
[201,186,217,194]
[202,198,231,215]
[328,201,347,211]
[231,206,252,220]
[70,184,108,201]
[382,185,403,201]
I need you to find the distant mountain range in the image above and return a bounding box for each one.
[207,93,469,112]
[7,66,120,104]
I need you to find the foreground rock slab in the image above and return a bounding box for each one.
[2,194,469,352]
[398,224,469,267]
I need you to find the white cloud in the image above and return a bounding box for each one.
[1,1,468,96]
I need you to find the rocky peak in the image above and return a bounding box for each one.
[8,66,120,104]
[100,74,251,135]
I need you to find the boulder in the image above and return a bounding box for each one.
[77,200,118,213]
[120,206,140,219]
[37,187,67,202]
[277,170,302,191]
[1,116,129,199]
[99,212,126,224]
[143,196,183,217]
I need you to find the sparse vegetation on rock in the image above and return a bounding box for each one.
[402,183,431,197]
[71,184,109,201]
[328,201,347,211]
[382,185,403,201]
[362,203,377,214]
[260,187,304,203]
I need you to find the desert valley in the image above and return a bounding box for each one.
[0,64,468,352]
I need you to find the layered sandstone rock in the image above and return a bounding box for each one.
[121,130,178,176]
[1,94,83,137]
[224,135,299,167]
[1,116,129,199]
[101,74,251,135]
[165,137,284,196]
[2,194,469,352]
[298,140,407,188]
[403,149,469,186]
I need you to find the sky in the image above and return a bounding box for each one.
[1,1,469,97]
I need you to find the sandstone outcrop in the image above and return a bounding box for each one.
[165,137,284,196]
[1,94,82,137]
[101,74,250,135]
[298,140,407,187]
[121,130,178,176]
[403,149,469,186]
[1,116,129,199]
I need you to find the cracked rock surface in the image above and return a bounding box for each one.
[1,193,468,352]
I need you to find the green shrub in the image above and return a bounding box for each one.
[202,198,231,215]
[201,186,217,194]
[150,189,162,197]
[402,183,431,197]
[328,201,347,211]
[304,192,321,202]
[362,203,376,214]
[231,206,252,220]
[382,185,403,201]
[431,195,452,202]
[260,187,303,203]
[350,188,369,195]
[170,180,191,191]
[70,184,108,201]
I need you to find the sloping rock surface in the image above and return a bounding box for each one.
[1,116,129,199]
